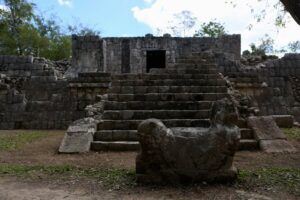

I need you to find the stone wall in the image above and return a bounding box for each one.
[0,55,110,129]
[66,35,104,78]
[2,38,300,128]
[220,53,300,121]
[69,34,241,76]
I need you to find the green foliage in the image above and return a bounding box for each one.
[238,168,300,195]
[0,164,136,188]
[194,21,227,38]
[67,23,101,36]
[0,0,100,60]
[0,131,49,151]
[282,128,300,139]
[243,34,274,56]
[0,165,73,176]
[288,41,300,53]
[0,0,35,55]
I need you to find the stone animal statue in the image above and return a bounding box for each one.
[136,98,240,184]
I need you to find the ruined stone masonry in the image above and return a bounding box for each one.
[0,34,299,153]
[0,55,110,129]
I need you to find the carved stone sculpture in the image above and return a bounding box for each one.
[136,98,240,184]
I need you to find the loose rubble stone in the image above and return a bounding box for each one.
[59,118,97,153]
[247,116,287,140]
[272,115,294,128]
[247,116,297,153]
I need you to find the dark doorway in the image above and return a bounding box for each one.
[146,50,166,73]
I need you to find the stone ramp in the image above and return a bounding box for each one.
[247,116,297,153]
[92,52,258,151]
[59,118,97,153]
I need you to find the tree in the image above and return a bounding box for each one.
[288,41,300,53]
[168,10,197,37]
[0,0,35,55]
[67,23,101,36]
[0,0,100,60]
[243,34,275,56]
[227,0,300,26]
[194,20,227,38]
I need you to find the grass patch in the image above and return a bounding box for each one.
[0,131,49,151]
[238,167,300,195]
[282,128,300,140]
[0,164,136,188]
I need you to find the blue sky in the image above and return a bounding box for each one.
[32,0,152,36]
[1,0,300,51]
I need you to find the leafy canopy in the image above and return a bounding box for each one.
[194,21,227,38]
[0,0,100,60]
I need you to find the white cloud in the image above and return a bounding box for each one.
[132,0,300,51]
[58,0,72,7]
[0,4,8,11]
[144,0,154,3]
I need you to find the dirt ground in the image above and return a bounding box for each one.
[0,130,299,200]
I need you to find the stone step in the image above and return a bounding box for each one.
[104,101,212,110]
[107,93,229,102]
[172,63,217,69]
[93,132,258,151]
[238,139,259,151]
[191,52,215,57]
[178,54,214,59]
[91,139,258,151]
[112,79,226,87]
[109,86,228,94]
[149,63,218,72]
[97,119,211,130]
[175,58,215,64]
[236,119,248,128]
[92,139,259,151]
[111,74,220,80]
[68,82,110,88]
[95,129,255,141]
[91,141,140,151]
[149,68,219,74]
[94,130,138,141]
[78,72,111,78]
[70,76,111,83]
[102,110,211,120]
[240,128,254,139]
[168,66,217,71]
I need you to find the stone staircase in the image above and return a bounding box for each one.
[236,119,259,150]
[91,52,259,151]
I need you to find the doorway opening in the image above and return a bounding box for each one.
[146,50,166,73]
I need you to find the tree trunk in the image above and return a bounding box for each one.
[280,0,300,25]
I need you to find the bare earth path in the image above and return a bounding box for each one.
[0,130,299,200]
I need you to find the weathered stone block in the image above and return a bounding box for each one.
[59,117,97,153]
[272,115,294,128]
[247,116,287,140]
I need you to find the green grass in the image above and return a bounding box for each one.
[0,165,73,176]
[282,128,300,140]
[0,131,49,151]
[238,168,300,195]
[1,164,299,193]
[0,164,136,188]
